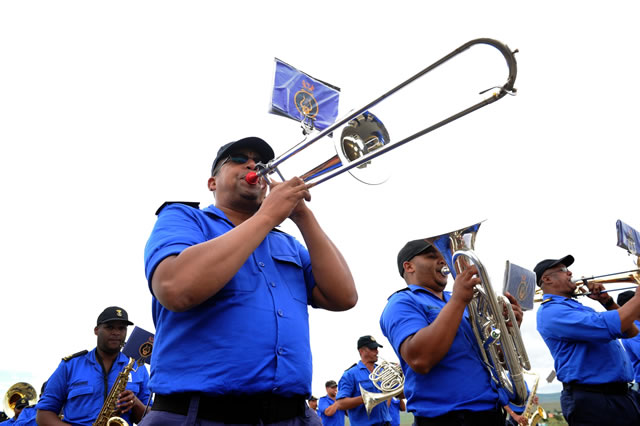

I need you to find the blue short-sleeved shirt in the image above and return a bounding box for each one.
[13,406,36,426]
[389,397,401,426]
[36,348,150,426]
[380,286,501,418]
[336,361,391,425]
[144,203,317,396]
[622,320,640,383]
[317,395,345,426]
[537,294,633,384]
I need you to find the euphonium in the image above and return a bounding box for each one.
[3,382,37,418]
[93,358,136,426]
[522,374,547,426]
[360,359,404,416]
[427,222,531,405]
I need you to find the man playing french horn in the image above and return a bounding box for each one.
[380,239,523,426]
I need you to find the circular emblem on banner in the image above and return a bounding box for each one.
[517,276,528,302]
[294,89,318,119]
[139,342,153,358]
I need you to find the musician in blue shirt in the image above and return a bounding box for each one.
[142,137,357,425]
[318,380,345,426]
[335,335,391,426]
[535,255,640,425]
[1,398,28,425]
[36,307,150,426]
[380,239,523,425]
[617,290,640,387]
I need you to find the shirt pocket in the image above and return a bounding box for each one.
[125,382,140,394]
[68,385,94,400]
[272,251,308,305]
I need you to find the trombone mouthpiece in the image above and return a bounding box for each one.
[441,266,451,275]
[245,172,259,185]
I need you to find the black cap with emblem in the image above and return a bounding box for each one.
[357,335,383,349]
[96,306,134,326]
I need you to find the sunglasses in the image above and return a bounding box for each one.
[227,153,264,165]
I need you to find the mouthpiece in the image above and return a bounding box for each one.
[441,266,451,275]
[245,172,259,185]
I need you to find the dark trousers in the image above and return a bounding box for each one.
[561,383,640,426]
[414,408,505,426]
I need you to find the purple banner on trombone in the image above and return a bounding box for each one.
[502,261,536,311]
[617,220,640,256]
[270,58,340,130]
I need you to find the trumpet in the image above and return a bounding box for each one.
[246,38,518,188]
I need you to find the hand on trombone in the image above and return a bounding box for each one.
[503,292,523,327]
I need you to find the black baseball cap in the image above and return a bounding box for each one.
[325,380,337,388]
[211,137,275,175]
[617,290,635,307]
[15,397,29,410]
[308,395,318,401]
[357,335,383,350]
[397,239,433,277]
[533,255,574,286]
[97,306,134,326]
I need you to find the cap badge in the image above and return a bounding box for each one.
[116,309,123,317]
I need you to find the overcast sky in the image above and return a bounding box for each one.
[1,1,639,404]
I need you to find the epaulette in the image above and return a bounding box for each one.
[62,350,88,362]
[387,287,411,300]
[344,362,357,372]
[155,201,200,216]
[540,298,552,305]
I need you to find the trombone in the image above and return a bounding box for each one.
[246,38,518,188]
[534,255,640,302]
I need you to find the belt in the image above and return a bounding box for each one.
[151,392,306,423]
[563,382,630,395]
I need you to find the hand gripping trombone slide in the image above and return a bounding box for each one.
[246,38,518,188]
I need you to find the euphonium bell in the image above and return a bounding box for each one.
[3,382,37,418]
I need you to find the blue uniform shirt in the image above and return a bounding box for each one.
[0,418,16,425]
[144,203,317,396]
[380,286,502,418]
[622,320,640,383]
[317,395,345,426]
[389,397,401,426]
[13,406,36,426]
[336,361,391,425]
[36,349,150,426]
[537,294,633,384]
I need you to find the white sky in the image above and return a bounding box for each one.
[1,0,639,404]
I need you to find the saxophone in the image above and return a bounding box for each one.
[521,374,547,426]
[93,358,136,426]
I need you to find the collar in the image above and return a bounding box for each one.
[406,284,449,301]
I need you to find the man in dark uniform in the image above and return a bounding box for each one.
[142,137,357,425]
[36,307,150,426]
[335,335,392,426]
[535,255,640,425]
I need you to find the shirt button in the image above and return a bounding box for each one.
[277,309,284,317]
[270,282,276,287]
[258,261,265,267]
[278,347,284,354]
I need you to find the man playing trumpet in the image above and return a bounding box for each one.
[535,255,640,425]
[380,239,523,425]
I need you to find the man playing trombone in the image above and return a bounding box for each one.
[142,137,357,425]
[380,239,523,425]
[535,255,640,425]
